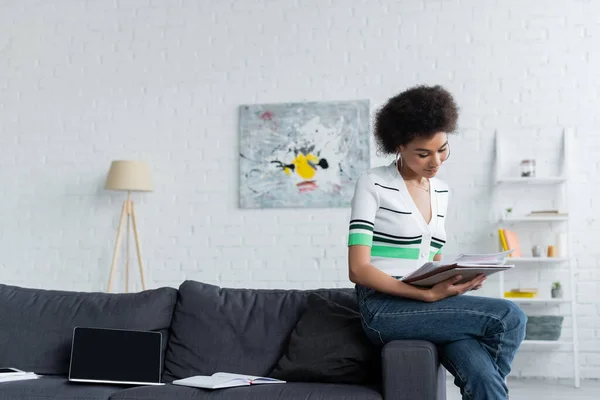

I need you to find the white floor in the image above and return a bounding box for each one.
[445,378,600,399]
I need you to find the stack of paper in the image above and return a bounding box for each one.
[405,250,514,279]
[0,369,40,384]
[453,250,514,265]
[402,250,515,287]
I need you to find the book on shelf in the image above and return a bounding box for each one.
[498,229,508,251]
[504,288,538,298]
[401,250,515,287]
[498,229,522,257]
[172,372,285,390]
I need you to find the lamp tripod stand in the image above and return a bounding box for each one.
[107,191,147,293]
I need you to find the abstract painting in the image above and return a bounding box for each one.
[239,99,370,209]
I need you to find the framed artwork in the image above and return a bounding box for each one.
[239,99,370,209]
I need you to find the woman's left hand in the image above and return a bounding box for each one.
[470,278,486,291]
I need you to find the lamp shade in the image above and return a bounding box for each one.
[105,160,153,192]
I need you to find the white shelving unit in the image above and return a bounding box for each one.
[520,340,574,346]
[509,297,572,304]
[493,129,579,388]
[497,177,567,184]
[502,216,569,222]
[504,257,569,264]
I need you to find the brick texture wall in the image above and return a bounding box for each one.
[0,0,598,380]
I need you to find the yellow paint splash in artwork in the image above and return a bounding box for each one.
[293,153,318,179]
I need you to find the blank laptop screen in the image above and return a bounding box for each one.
[69,327,162,384]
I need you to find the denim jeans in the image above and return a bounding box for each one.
[355,284,527,400]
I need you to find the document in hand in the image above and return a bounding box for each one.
[172,372,285,390]
[402,250,515,287]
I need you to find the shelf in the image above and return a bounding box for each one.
[496,176,567,184]
[522,340,573,346]
[507,298,572,304]
[507,257,568,263]
[502,216,568,222]
[495,130,579,388]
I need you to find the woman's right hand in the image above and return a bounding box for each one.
[425,274,486,302]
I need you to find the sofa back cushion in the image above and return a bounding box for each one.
[0,283,178,375]
[162,280,357,382]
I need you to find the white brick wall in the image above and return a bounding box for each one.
[0,0,598,380]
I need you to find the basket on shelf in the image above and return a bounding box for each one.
[525,316,564,341]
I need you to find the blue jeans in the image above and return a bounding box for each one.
[355,284,527,400]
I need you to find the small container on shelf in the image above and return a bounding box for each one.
[520,159,536,177]
[551,282,563,298]
[525,316,564,341]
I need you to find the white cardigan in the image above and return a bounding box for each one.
[348,160,450,277]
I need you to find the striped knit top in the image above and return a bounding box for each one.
[348,160,450,278]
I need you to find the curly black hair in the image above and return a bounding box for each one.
[374,85,459,155]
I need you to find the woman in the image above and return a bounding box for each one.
[348,85,527,400]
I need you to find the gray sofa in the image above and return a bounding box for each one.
[0,280,446,400]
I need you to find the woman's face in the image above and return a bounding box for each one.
[399,132,450,178]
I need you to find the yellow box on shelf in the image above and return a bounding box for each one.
[504,288,538,298]
[504,292,537,298]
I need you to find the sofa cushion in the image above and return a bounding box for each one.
[109,382,382,400]
[162,280,358,382]
[0,375,123,400]
[269,293,381,384]
[0,284,178,375]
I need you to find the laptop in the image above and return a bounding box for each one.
[68,327,165,386]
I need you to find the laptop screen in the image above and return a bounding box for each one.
[69,327,162,384]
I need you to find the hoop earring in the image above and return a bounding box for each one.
[396,152,403,174]
[444,144,451,162]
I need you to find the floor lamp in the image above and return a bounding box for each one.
[105,160,153,293]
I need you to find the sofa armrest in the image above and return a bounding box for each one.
[381,340,446,400]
